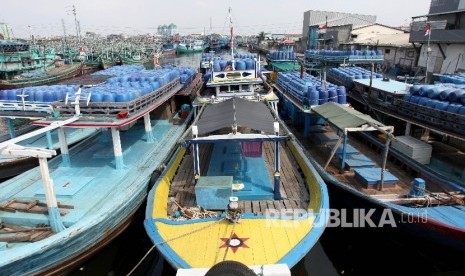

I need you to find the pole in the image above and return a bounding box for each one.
[425,24,431,84]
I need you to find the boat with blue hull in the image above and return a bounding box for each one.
[271,71,465,253]
[0,65,201,275]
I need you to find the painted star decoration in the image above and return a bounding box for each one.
[220,233,249,253]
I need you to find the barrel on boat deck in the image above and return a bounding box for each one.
[307,87,319,106]
[328,88,338,102]
[408,178,425,197]
[448,89,465,103]
[318,89,328,105]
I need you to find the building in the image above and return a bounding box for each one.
[302,10,376,50]
[343,24,416,73]
[410,0,465,78]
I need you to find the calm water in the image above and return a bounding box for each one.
[70,52,465,276]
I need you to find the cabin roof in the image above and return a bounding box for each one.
[311,102,385,131]
[197,97,276,135]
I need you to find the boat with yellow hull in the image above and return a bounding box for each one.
[144,96,329,272]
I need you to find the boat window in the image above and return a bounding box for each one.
[378,92,385,101]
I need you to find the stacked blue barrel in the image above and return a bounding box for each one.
[276,71,346,107]
[305,49,383,60]
[403,83,465,116]
[203,54,257,72]
[92,65,145,77]
[328,66,383,89]
[0,65,197,105]
[267,51,296,61]
[86,66,197,103]
[437,73,465,85]
[0,85,79,103]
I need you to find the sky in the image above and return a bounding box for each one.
[0,0,431,38]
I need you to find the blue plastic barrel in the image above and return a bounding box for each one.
[448,89,465,102]
[102,93,116,102]
[7,89,18,101]
[435,101,449,111]
[34,90,44,102]
[426,99,438,108]
[328,89,338,102]
[459,106,465,115]
[115,93,129,102]
[319,90,328,105]
[245,59,254,70]
[91,92,104,102]
[408,178,425,197]
[0,90,7,100]
[418,97,429,106]
[43,91,54,103]
[446,103,462,113]
[236,60,246,70]
[439,89,453,101]
[427,87,440,99]
[419,85,431,97]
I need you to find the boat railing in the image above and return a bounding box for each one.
[0,100,54,116]
[53,78,181,117]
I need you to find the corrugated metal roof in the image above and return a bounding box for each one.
[271,61,301,72]
[311,102,384,130]
[306,10,376,28]
[197,97,275,135]
[347,33,412,47]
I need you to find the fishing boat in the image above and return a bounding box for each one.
[273,70,465,253]
[265,40,300,74]
[0,80,111,180]
[176,40,205,55]
[144,12,328,274]
[0,40,84,90]
[0,65,200,275]
[145,82,328,276]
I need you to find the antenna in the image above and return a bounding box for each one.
[72,5,81,45]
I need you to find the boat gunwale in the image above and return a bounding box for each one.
[144,136,329,269]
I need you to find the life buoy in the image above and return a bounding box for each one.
[205,261,255,276]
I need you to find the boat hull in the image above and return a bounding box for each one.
[144,139,329,270]
[0,63,84,90]
[325,179,465,252]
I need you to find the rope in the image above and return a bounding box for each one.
[222,221,237,262]
[126,217,225,276]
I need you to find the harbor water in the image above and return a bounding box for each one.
[67,52,465,276]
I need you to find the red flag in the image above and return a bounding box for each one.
[423,24,431,36]
[319,24,328,34]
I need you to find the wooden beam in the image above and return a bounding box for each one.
[0,117,79,151]
[1,144,56,158]
[324,134,344,170]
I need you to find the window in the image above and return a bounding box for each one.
[385,49,391,54]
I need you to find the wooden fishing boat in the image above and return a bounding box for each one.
[176,40,205,55]
[272,70,465,253]
[0,66,201,275]
[0,62,84,90]
[145,97,328,274]
[145,32,328,273]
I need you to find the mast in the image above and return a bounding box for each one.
[72,5,81,46]
[228,7,234,59]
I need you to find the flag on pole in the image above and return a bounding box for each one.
[319,24,327,34]
[424,24,431,36]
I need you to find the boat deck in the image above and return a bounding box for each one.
[168,142,310,216]
[0,119,185,246]
[294,125,458,196]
